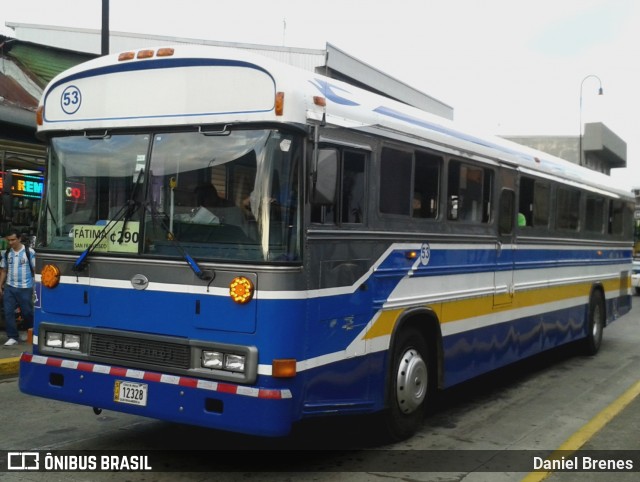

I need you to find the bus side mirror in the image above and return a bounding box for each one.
[311,149,338,205]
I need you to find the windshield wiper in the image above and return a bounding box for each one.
[147,203,214,283]
[72,169,144,272]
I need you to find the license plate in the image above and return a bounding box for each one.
[114,380,148,406]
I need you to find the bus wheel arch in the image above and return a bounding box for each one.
[382,309,442,441]
[583,285,606,356]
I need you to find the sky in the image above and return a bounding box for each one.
[1,0,639,186]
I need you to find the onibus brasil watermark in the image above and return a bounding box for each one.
[6,452,152,472]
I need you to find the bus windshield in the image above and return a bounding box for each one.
[42,128,302,263]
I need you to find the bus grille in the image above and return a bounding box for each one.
[89,333,191,370]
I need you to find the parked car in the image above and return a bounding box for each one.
[632,260,640,295]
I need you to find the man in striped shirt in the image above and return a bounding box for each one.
[1,230,35,346]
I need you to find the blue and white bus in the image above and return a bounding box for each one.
[20,45,634,440]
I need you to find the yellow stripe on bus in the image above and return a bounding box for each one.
[363,277,627,340]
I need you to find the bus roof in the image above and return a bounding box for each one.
[37,44,631,201]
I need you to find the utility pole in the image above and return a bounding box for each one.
[101,0,110,56]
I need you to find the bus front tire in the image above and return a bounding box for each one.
[383,327,430,441]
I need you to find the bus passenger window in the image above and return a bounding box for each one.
[585,196,605,233]
[380,148,412,216]
[379,147,442,219]
[519,176,550,228]
[448,161,492,223]
[556,188,580,230]
[499,190,515,235]
[609,200,626,235]
[341,151,366,223]
[518,177,534,227]
[413,151,441,218]
[532,182,550,227]
[311,148,367,225]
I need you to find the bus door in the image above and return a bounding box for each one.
[307,144,374,405]
[494,168,517,307]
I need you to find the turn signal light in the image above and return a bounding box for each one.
[275,92,285,116]
[272,359,296,378]
[229,276,254,304]
[41,264,61,289]
[36,106,44,126]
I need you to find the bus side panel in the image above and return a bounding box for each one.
[441,303,586,387]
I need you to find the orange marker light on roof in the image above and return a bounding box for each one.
[137,49,155,59]
[275,92,285,116]
[36,106,44,126]
[118,51,135,61]
[156,48,175,57]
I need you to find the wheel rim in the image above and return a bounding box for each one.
[395,348,428,414]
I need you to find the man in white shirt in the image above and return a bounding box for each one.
[0,230,36,346]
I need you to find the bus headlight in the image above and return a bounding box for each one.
[224,354,246,372]
[63,334,81,350]
[201,350,246,373]
[45,331,63,348]
[44,330,82,352]
[202,351,224,369]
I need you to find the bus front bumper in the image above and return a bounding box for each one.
[18,353,294,437]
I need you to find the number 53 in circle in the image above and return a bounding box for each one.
[61,85,82,115]
[114,380,148,406]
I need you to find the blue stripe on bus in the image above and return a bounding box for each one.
[373,105,529,161]
[47,58,275,93]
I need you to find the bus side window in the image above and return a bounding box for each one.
[380,147,442,220]
[556,188,581,230]
[585,195,606,233]
[609,199,626,235]
[341,151,366,223]
[448,161,492,223]
[311,148,367,225]
[533,182,550,227]
[413,151,441,218]
[518,177,534,227]
[380,147,412,216]
[499,189,515,235]
[520,177,550,228]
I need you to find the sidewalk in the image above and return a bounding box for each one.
[0,332,30,378]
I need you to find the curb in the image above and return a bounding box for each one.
[0,356,20,377]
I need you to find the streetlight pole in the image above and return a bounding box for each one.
[579,75,604,166]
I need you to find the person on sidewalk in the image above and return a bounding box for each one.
[0,230,35,346]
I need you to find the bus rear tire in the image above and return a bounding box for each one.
[582,290,605,356]
[383,327,430,441]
